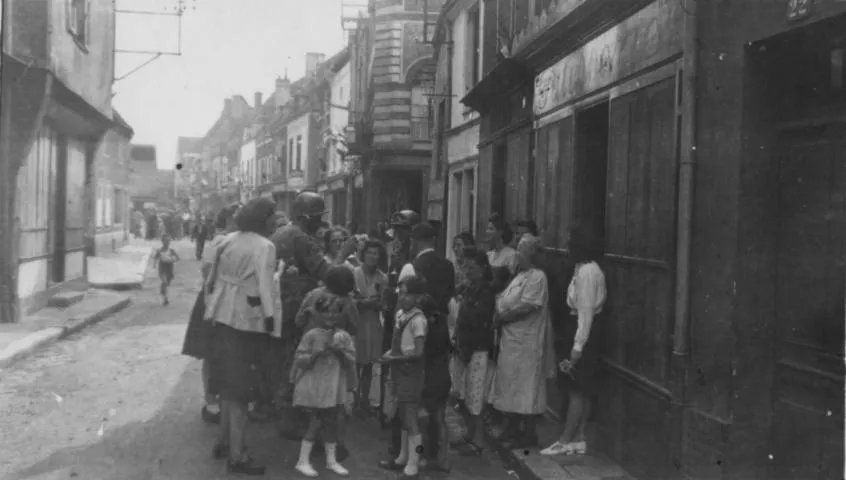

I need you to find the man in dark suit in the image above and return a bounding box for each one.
[400,222,455,472]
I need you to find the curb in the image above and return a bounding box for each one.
[0,296,132,370]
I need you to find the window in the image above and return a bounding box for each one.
[113,188,126,224]
[296,135,303,171]
[288,139,294,171]
[66,0,90,47]
[448,168,477,259]
[467,3,481,88]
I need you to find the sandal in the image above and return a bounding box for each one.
[540,441,586,456]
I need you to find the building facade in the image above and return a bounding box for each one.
[460,0,846,479]
[91,112,134,255]
[128,145,173,210]
[430,0,483,256]
[347,0,443,233]
[173,136,204,210]
[1,0,123,320]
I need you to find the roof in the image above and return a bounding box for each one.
[112,110,134,137]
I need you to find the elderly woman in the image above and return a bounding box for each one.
[181,203,240,425]
[490,234,557,449]
[205,198,279,475]
[540,226,606,457]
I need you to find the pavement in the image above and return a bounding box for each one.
[488,417,636,480]
[0,239,517,480]
[86,238,158,288]
[0,238,158,370]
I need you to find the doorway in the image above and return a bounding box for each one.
[491,144,507,218]
[761,15,846,480]
[52,137,68,284]
[573,100,610,243]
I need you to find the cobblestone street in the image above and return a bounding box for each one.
[0,240,515,480]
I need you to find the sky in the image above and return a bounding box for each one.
[112,0,358,170]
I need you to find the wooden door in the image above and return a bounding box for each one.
[768,123,845,480]
[52,137,67,284]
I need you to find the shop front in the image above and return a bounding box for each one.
[529,1,684,477]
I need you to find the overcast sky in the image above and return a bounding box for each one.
[113,0,356,169]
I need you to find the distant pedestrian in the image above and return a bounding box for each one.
[194,218,211,260]
[154,235,179,305]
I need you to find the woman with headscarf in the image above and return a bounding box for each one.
[540,226,606,457]
[205,198,279,475]
[181,203,241,425]
[490,234,558,449]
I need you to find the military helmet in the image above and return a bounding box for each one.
[292,191,327,219]
[389,209,421,229]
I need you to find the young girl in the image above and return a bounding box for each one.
[154,235,179,305]
[378,276,429,480]
[292,270,358,478]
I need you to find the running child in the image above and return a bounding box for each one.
[154,235,179,305]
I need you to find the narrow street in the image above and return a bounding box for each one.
[0,240,515,480]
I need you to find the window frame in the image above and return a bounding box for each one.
[66,0,90,49]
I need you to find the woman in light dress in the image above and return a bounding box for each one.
[352,239,388,415]
[490,234,558,449]
[205,198,279,475]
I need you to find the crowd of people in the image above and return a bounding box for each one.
[178,191,608,478]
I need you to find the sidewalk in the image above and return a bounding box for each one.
[488,414,636,480]
[0,290,131,369]
[86,238,157,288]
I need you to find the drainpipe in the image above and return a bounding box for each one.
[671,0,698,476]
[439,27,454,254]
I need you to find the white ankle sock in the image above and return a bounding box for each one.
[297,440,314,465]
[405,434,422,476]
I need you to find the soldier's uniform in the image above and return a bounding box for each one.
[269,192,332,439]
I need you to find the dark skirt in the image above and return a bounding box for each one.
[391,359,426,403]
[557,313,603,394]
[421,357,451,411]
[181,291,213,359]
[210,323,267,404]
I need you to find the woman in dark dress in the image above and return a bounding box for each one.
[181,204,240,424]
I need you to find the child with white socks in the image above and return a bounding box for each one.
[377,276,430,480]
[290,270,357,478]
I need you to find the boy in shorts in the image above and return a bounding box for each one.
[378,276,429,480]
[154,235,179,305]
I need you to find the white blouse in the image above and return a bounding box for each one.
[566,261,607,353]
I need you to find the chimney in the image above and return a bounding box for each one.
[274,76,292,109]
[305,52,326,77]
[254,92,263,109]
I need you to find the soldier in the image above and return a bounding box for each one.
[380,209,421,458]
[270,192,357,446]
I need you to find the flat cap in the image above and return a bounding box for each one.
[410,222,437,240]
